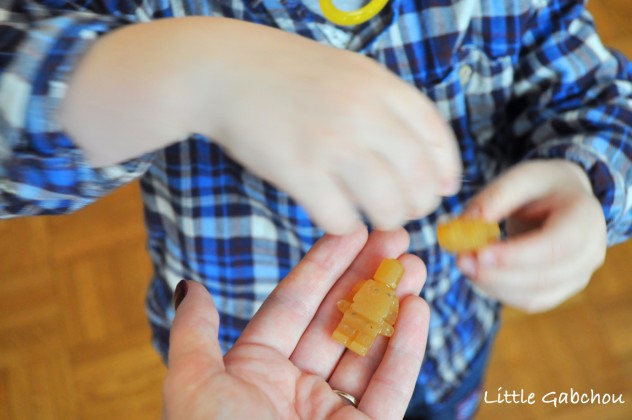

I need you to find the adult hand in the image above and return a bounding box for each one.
[458,159,607,313]
[163,228,430,419]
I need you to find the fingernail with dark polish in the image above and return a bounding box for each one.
[174,280,188,311]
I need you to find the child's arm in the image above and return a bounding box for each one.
[501,0,632,245]
[1,5,462,233]
[0,2,157,217]
[458,1,631,313]
[58,16,462,234]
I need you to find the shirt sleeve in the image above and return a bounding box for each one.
[506,0,632,246]
[0,1,154,218]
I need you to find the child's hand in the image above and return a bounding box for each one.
[60,18,460,234]
[194,20,461,234]
[457,160,607,313]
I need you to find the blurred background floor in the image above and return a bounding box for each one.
[0,182,164,420]
[1,1,631,419]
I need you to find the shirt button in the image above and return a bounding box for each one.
[459,64,473,85]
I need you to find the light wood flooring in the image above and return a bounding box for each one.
[1,2,632,418]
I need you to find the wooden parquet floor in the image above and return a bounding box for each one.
[1,2,632,419]
[0,182,165,420]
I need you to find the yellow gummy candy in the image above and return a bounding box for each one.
[437,218,501,253]
[332,258,403,356]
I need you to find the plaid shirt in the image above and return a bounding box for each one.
[2,0,631,404]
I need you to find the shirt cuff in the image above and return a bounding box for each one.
[523,138,630,246]
[1,13,154,215]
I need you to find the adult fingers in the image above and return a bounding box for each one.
[326,254,426,398]
[167,280,224,376]
[234,227,369,357]
[358,295,429,420]
[289,229,413,377]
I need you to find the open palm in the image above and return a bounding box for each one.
[163,228,429,419]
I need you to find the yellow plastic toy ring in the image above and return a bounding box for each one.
[319,0,390,26]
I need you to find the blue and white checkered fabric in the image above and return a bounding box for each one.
[2,0,632,404]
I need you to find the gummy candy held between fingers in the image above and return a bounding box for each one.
[437,218,501,253]
[332,259,404,357]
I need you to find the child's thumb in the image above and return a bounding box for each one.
[464,161,556,221]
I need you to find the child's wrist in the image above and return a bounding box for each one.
[58,17,236,165]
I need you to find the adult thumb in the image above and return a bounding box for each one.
[167,280,224,374]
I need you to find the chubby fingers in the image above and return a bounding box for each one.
[275,80,461,235]
[459,161,607,312]
[384,69,462,196]
[285,125,457,234]
[459,253,594,312]
[333,145,412,231]
[277,166,365,236]
[460,164,606,272]
[458,206,605,312]
[470,198,604,270]
[464,160,590,222]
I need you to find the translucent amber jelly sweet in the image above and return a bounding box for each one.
[332,259,404,356]
[437,218,500,253]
